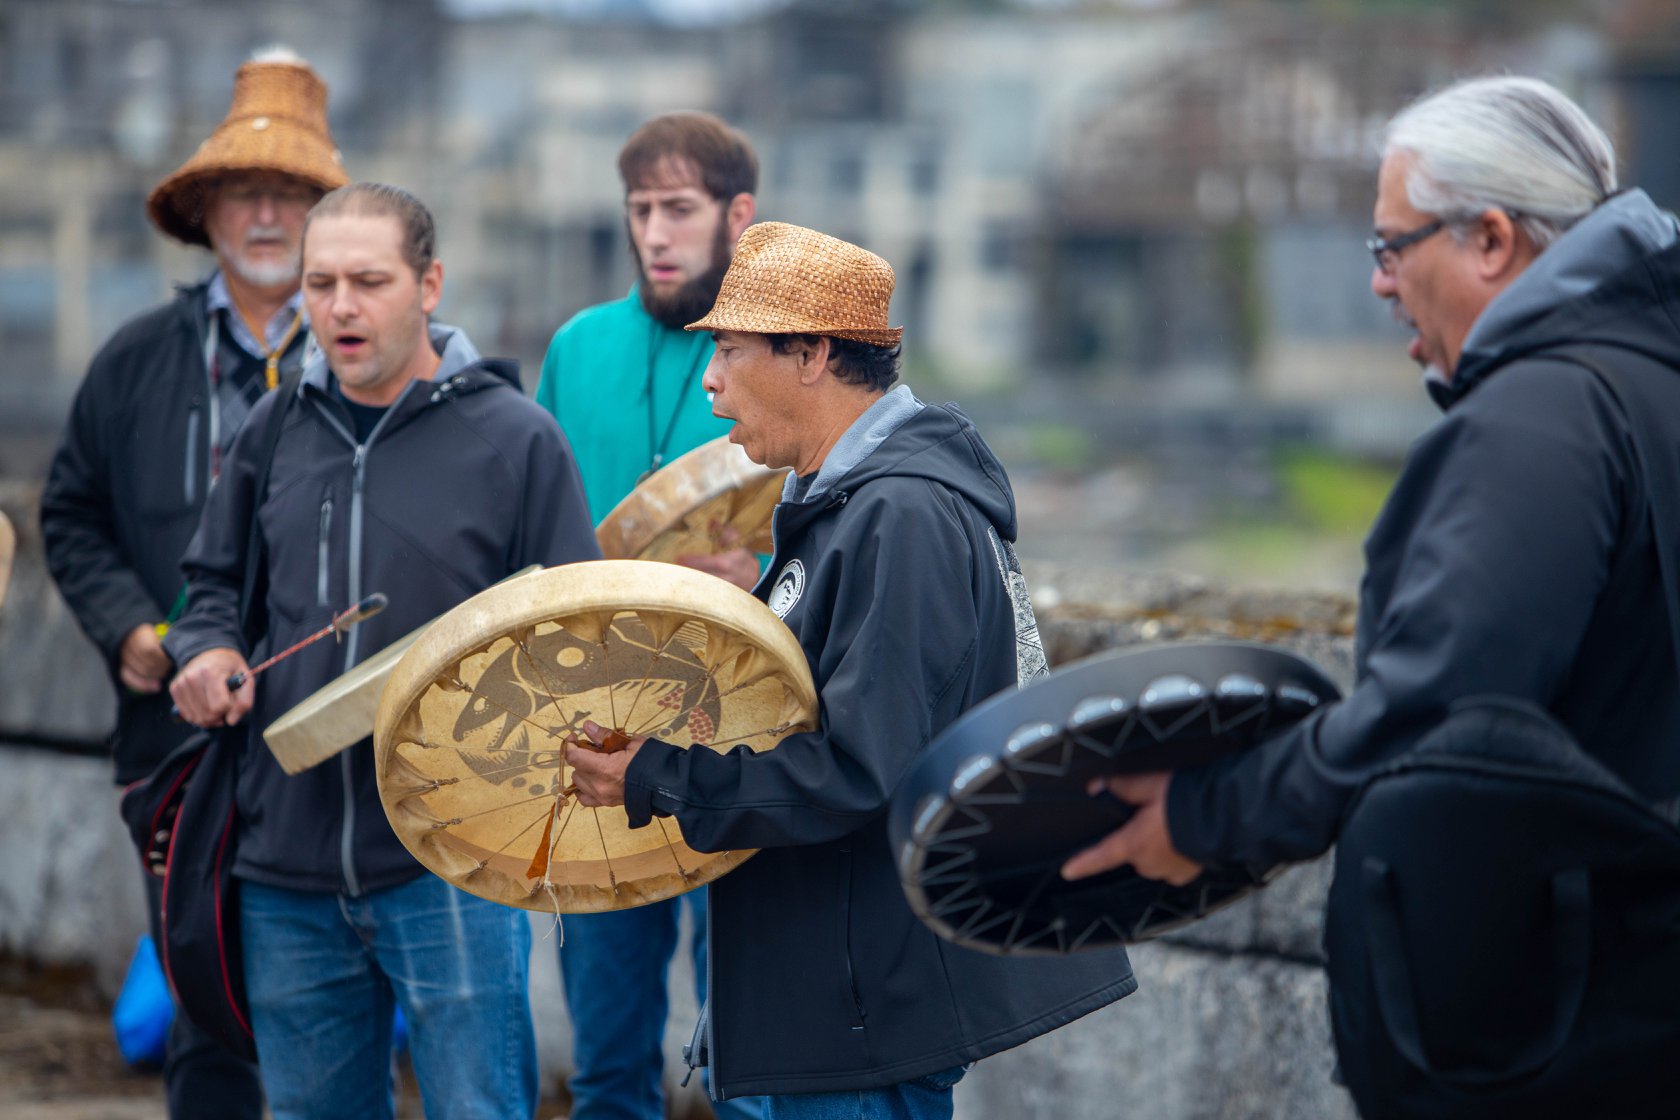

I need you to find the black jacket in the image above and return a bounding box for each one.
[164,331,600,894]
[1170,189,1680,866]
[41,280,303,783]
[625,399,1135,1098]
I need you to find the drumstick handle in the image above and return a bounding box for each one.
[225,593,390,691]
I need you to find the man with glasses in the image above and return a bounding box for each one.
[1064,76,1680,900]
[40,48,347,1120]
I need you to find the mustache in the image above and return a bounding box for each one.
[243,224,291,246]
[1388,299,1416,331]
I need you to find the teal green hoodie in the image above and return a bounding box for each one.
[535,289,731,524]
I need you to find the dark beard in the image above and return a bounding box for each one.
[634,218,733,329]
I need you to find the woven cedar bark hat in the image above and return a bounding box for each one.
[686,222,903,347]
[146,56,348,248]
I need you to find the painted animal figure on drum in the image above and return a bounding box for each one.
[566,221,1136,1119]
[166,183,600,1120]
[452,616,722,787]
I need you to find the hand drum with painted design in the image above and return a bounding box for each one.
[374,560,818,912]
[891,641,1340,955]
[595,435,786,562]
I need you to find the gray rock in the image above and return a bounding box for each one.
[0,484,118,742]
[0,747,145,996]
[955,941,1357,1120]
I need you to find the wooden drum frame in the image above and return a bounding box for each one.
[374,560,818,912]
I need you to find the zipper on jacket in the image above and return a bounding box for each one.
[183,404,201,505]
[338,442,369,897]
[316,498,333,607]
[313,387,401,898]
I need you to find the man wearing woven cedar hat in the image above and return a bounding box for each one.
[535,110,767,1120]
[568,223,1135,1117]
[40,46,347,1120]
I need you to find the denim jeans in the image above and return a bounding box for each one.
[762,1065,968,1120]
[240,875,537,1120]
[559,887,762,1120]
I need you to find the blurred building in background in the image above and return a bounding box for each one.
[3,0,1678,472]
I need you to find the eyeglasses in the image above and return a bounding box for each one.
[217,179,318,208]
[1365,219,1445,274]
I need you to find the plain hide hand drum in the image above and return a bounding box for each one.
[891,641,1340,956]
[261,566,543,776]
[373,560,818,913]
[595,434,786,562]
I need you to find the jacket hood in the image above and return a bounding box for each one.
[1449,189,1680,404]
[802,390,1019,541]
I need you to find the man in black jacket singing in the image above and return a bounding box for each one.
[168,183,599,1118]
[568,221,1135,1118]
[39,48,347,1120]
[1061,79,1680,906]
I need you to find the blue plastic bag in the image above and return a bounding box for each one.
[112,934,173,1067]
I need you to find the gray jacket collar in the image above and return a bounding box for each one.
[785,384,925,504]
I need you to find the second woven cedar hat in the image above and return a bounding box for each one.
[146,55,349,248]
[687,222,903,347]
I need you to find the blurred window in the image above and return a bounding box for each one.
[982,224,1023,272]
[830,149,864,194]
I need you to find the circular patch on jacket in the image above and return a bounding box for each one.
[767,559,806,619]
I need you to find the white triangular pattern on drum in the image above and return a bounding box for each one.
[1136,699,1215,743]
[923,804,993,844]
[1005,734,1075,778]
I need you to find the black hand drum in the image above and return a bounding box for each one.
[891,641,1340,956]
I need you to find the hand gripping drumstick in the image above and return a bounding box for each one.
[224,593,389,691]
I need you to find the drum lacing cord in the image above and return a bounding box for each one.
[535,881,565,946]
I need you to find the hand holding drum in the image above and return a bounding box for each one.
[372,561,817,913]
[889,641,1340,955]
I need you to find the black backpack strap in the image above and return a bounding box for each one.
[237,369,303,648]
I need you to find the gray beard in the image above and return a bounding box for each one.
[226,251,300,290]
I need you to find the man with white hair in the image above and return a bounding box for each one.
[1068,72,1680,880]
[1062,72,1680,1111]
[41,47,347,1120]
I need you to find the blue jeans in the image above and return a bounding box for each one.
[762,1066,968,1120]
[240,875,537,1120]
[559,887,762,1120]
